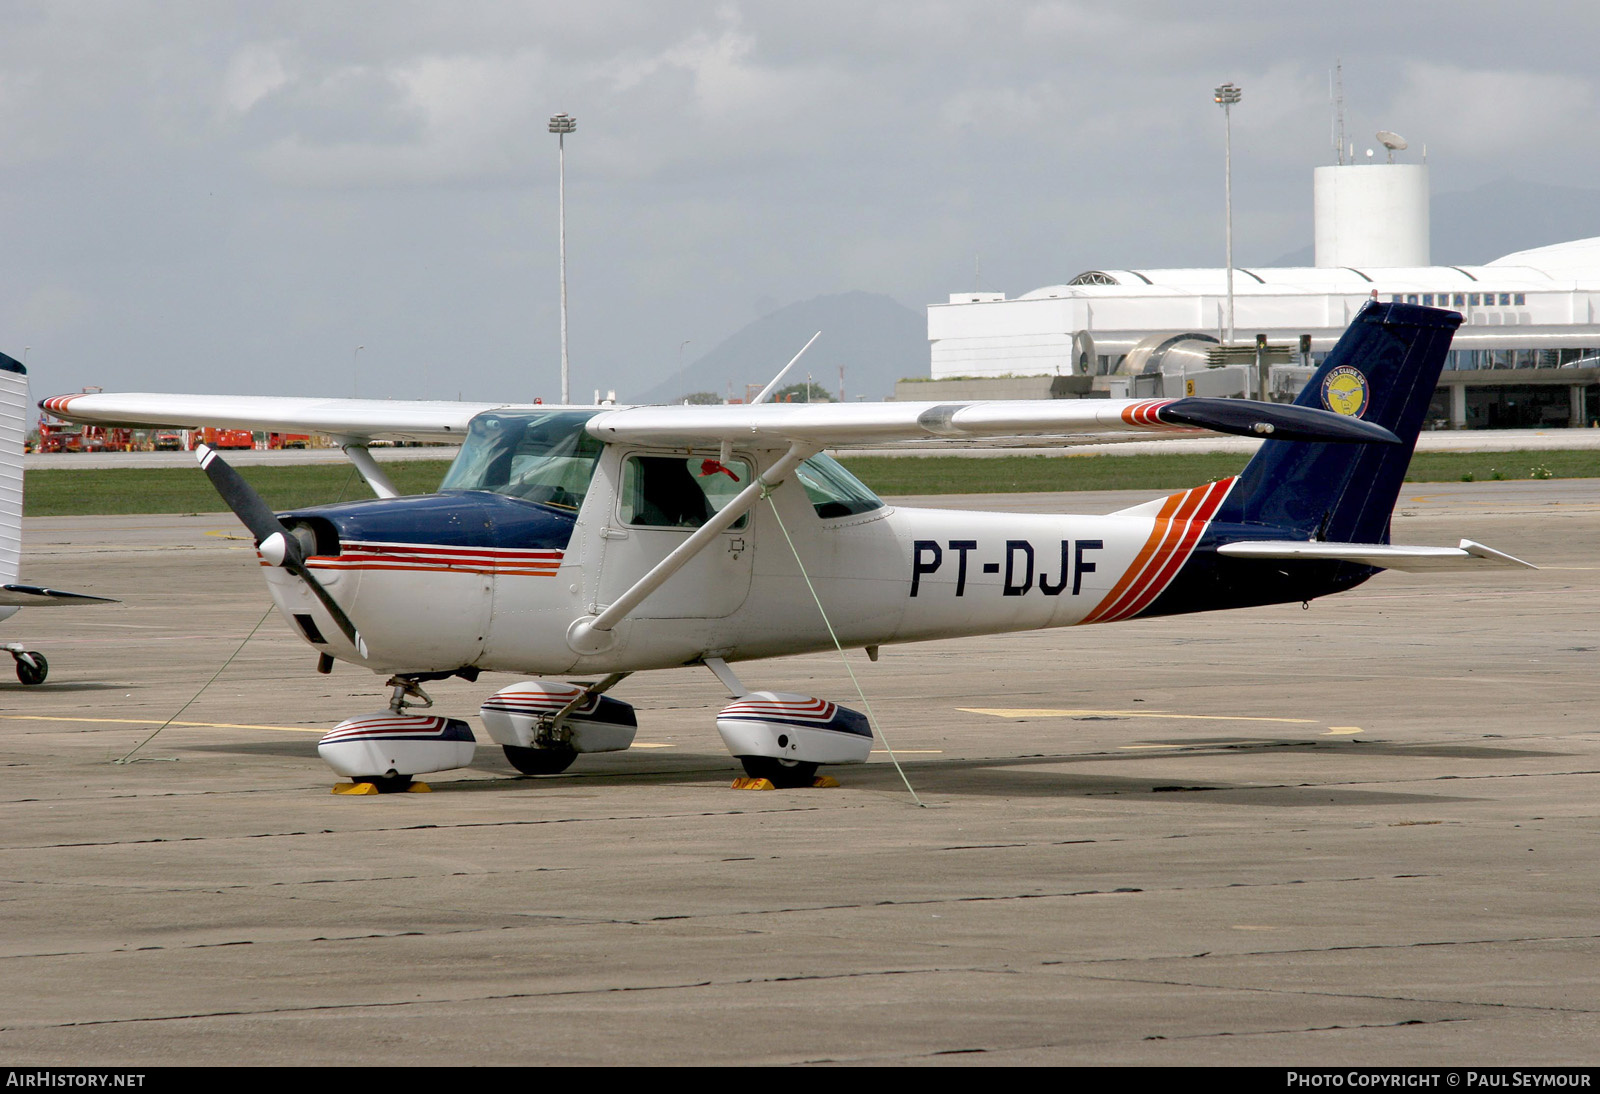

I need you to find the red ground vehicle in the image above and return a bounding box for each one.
[36,417,83,453]
[187,427,256,450]
[36,415,133,452]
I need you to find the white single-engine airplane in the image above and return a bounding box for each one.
[0,351,117,684]
[42,303,1530,787]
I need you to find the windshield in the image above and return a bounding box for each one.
[440,410,603,511]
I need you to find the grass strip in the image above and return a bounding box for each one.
[837,448,1598,495]
[21,449,1598,516]
[25,460,456,517]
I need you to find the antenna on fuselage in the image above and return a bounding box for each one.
[751,331,821,405]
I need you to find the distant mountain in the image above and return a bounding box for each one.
[633,291,925,404]
[1266,242,1315,267]
[1266,176,1600,268]
[1431,177,1600,266]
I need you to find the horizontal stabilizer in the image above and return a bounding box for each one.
[1216,539,1535,573]
[0,583,118,607]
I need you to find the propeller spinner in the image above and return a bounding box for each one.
[195,444,368,659]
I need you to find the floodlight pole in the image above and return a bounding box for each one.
[1214,82,1241,345]
[549,112,576,404]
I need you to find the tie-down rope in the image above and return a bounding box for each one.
[760,483,925,807]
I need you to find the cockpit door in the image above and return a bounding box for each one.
[591,448,756,619]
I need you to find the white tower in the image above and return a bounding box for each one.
[1313,162,1429,268]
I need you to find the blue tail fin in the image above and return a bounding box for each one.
[1212,301,1460,544]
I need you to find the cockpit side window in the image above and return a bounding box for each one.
[794,454,883,518]
[620,454,752,529]
[440,410,603,511]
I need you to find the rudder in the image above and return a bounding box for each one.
[1211,301,1460,544]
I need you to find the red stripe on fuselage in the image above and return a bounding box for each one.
[1083,487,1202,623]
[1083,477,1235,624]
[269,540,564,577]
[1106,478,1233,621]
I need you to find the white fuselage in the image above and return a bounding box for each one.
[264,444,1226,678]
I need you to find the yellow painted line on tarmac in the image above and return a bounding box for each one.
[0,714,320,733]
[1326,726,1364,735]
[32,544,221,554]
[962,708,1317,724]
[870,749,943,755]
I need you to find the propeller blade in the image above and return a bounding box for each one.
[194,444,368,659]
[195,444,300,560]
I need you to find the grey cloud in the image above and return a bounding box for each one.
[3,1,1598,406]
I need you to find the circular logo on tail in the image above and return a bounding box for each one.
[1321,365,1369,417]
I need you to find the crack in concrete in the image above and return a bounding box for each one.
[0,965,952,1033]
[0,804,830,851]
[1077,930,1600,968]
[1071,966,1600,1016]
[800,1014,1481,1064]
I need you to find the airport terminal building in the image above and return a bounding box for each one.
[921,164,1600,429]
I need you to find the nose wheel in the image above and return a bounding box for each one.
[502,744,578,775]
[4,644,47,686]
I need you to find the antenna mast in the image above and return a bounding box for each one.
[1332,60,1345,166]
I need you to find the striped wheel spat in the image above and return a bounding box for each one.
[719,695,872,738]
[481,684,639,727]
[1082,476,1237,625]
[483,686,598,719]
[284,540,562,578]
[320,715,475,745]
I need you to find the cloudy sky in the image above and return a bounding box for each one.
[2,1,1595,403]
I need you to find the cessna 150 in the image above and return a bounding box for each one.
[0,351,117,684]
[41,302,1529,787]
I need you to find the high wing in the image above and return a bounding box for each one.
[38,393,510,444]
[585,397,1398,448]
[41,391,1398,449]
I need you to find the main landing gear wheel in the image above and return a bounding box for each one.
[503,744,578,776]
[739,756,819,789]
[355,773,414,793]
[14,652,47,686]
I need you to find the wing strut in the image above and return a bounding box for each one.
[567,443,814,654]
[334,439,401,499]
